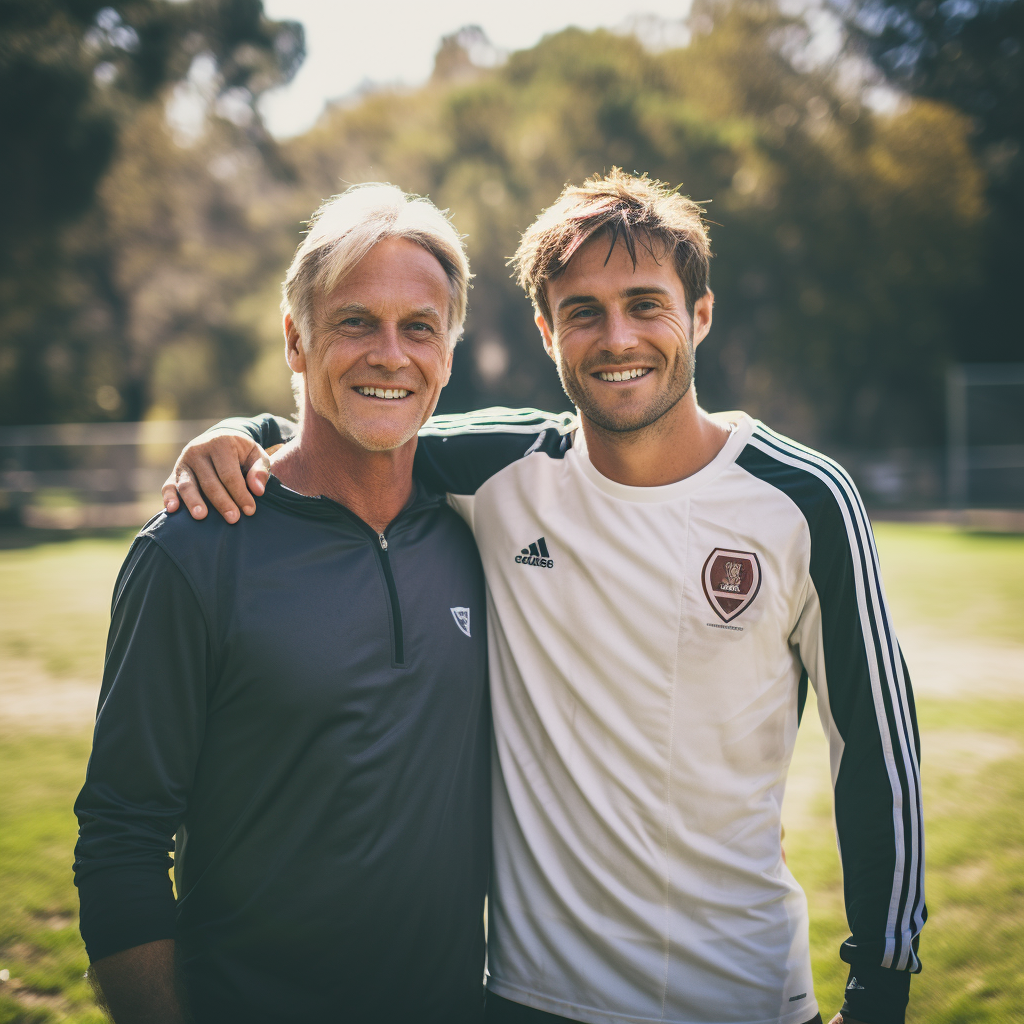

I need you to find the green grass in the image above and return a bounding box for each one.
[873,522,1024,645]
[0,524,1022,1022]
[0,531,133,1023]
[786,523,1024,1023]
[0,530,135,680]
[789,696,1024,1023]
[0,736,105,1024]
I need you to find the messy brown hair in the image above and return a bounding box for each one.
[512,168,711,326]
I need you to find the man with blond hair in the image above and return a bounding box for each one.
[167,170,925,1024]
[74,184,491,1024]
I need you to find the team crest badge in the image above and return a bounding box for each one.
[450,607,471,637]
[702,549,762,622]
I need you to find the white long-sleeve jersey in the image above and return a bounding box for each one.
[236,407,926,1024]
[415,409,925,1024]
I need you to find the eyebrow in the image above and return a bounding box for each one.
[323,303,444,323]
[622,285,669,298]
[405,306,444,323]
[324,302,375,322]
[556,285,670,313]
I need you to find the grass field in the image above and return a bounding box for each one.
[1,523,1022,1023]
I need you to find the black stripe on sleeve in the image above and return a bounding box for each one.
[737,429,925,980]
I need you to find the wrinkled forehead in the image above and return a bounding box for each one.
[313,238,452,321]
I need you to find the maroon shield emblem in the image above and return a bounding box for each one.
[702,549,762,622]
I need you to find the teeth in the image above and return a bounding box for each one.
[357,387,409,399]
[597,368,650,382]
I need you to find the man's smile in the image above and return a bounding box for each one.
[354,386,412,399]
[592,367,653,383]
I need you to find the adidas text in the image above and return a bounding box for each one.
[515,537,554,569]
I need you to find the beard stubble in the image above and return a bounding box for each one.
[556,334,696,435]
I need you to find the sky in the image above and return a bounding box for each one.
[259,0,694,138]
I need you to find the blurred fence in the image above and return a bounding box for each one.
[2,375,1023,530]
[0,420,214,528]
[946,364,1024,512]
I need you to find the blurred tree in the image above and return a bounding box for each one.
[0,1,990,452]
[673,1,985,444]
[0,0,303,423]
[831,0,1023,363]
[288,10,982,445]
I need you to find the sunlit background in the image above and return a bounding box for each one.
[2,0,1022,516]
[0,0,1021,1020]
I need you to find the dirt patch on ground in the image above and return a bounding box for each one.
[0,657,98,735]
[0,977,74,1015]
[1,632,1020,736]
[922,729,1022,769]
[898,628,1024,700]
[781,633,1022,831]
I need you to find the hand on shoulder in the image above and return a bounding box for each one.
[162,430,271,523]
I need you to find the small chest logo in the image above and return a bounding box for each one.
[702,548,762,622]
[515,537,554,569]
[450,607,471,637]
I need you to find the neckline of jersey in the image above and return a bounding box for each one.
[570,413,754,503]
[260,474,443,526]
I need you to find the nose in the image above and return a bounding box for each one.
[600,308,640,357]
[366,323,411,373]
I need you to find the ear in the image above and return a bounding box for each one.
[691,289,714,349]
[284,314,307,373]
[441,343,454,388]
[535,311,557,363]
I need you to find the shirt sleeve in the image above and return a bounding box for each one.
[414,407,577,495]
[203,412,295,448]
[73,537,213,962]
[198,407,577,497]
[791,485,925,1024]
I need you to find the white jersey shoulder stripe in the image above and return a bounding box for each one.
[420,406,577,437]
[747,425,924,972]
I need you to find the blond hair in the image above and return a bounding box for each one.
[512,169,711,324]
[282,183,471,345]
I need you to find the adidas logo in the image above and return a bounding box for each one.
[846,977,865,991]
[515,537,554,569]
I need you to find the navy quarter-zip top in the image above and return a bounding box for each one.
[74,475,490,1024]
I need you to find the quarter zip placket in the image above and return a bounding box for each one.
[259,476,445,669]
[375,528,405,666]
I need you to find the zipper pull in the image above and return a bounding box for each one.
[378,533,388,551]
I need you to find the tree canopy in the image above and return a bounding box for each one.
[0,0,303,422]
[832,0,1022,363]
[0,0,1009,452]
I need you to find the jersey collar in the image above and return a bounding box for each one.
[570,412,754,503]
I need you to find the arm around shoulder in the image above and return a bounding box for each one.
[162,413,294,522]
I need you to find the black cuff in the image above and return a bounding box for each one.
[77,865,177,963]
[840,961,911,1024]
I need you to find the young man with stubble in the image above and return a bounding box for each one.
[167,171,925,1024]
